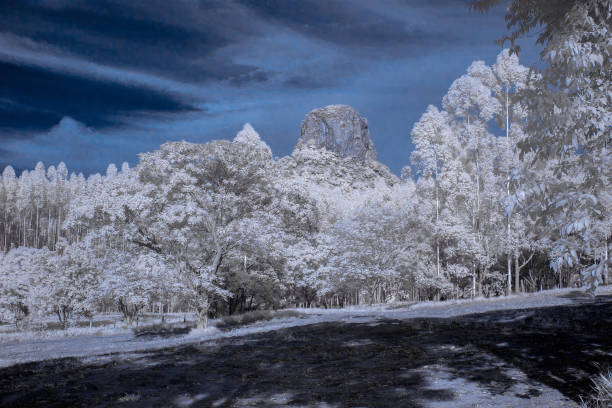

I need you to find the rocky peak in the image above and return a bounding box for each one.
[296,105,377,161]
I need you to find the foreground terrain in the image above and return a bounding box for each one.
[1,290,611,407]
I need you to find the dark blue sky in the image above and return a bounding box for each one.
[0,0,541,176]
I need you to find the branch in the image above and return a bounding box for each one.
[130,227,163,254]
[130,239,163,254]
[518,252,535,272]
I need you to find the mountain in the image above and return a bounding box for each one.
[296,105,377,162]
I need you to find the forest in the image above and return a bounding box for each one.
[0,0,610,333]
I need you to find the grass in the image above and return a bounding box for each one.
[0,318,117,335]
[384,301,417,310]
[580,368,612,408]
[132,323,192,337]
[117,393,141,402]
[214,309,303,331]
[0,325,130,343]
[44,320,115,330]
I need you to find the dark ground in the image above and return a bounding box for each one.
[1,293,611,407]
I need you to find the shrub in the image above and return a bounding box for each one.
[132,323,192,337]
[580,368,612,408]
[215,309,303,330]
[118,393,141,402]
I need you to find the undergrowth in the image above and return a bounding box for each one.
[132,324,192,337]
[215,309,303,330]
[580,368,612,408]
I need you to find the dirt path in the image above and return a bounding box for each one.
[1,293,610,407]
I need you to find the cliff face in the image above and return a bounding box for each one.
[297,105,377,162]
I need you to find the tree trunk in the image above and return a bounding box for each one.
[196,306,209,329]
[3,209,7,251]
[56,306,70,330]
[514,252,534,293]
[507,252,512,294]
[514,252,520,293]
[435,181,440,278]
[505,88,513,295]
[118,299,142,326]
[604,240,609,285]
[28,209,32,247]
[35,207,39,248]
[57,207,61,244]
[48,207,52,249]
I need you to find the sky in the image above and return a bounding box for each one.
[0,0,542,176]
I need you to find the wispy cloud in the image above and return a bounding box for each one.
[0,33,203,96]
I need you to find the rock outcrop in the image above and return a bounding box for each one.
[276,106,400,224]
[297,105,377,161]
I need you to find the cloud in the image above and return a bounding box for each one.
[1,0,271,84]
[0,60,197,130]
[0,33,202,95]
[0,97,62,133]
[395,0,471,7]
[0,117,150,174]
[237,0,440,50]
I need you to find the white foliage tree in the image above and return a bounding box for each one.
[0,247,50,329]
[105,138,276,328]
[40,239,102,329]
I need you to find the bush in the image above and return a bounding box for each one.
[215,309,303,330]
[132,323,192,337]
[580,368,612,408]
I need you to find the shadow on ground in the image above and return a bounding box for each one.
[1,295,611,407]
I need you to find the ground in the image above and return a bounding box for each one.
[0,288,611,407]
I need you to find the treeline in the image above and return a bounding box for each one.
[0,162,80,252]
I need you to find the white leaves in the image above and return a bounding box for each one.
[108,138,280,309]
[233,123,272,157]
[443,73,501,122]
[410,105,455,177]
[106,163,118,179]
[0,248,52,312]
[493,49,530,90]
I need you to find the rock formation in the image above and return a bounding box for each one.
[297,105,377,161]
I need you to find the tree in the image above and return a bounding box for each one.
[103,133,276,328]
[410,105,456,282]
[444,64,503,290]
[1,166,17,251]
[40,239,102,329]
[468,49,536,294]
[284,236,333,307]
[103,249,173,325]
[31,162,47,249]
[0,247,50,329]
[473,0,612,292]
[331,203,409,304]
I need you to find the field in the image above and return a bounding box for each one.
[0,287,611,407]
